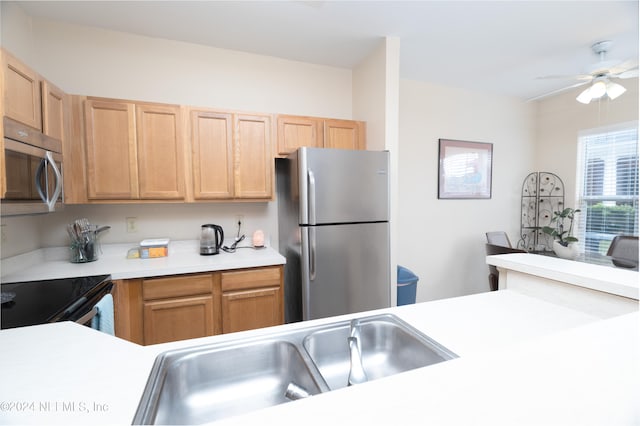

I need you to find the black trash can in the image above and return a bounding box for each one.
[397,265,418,306]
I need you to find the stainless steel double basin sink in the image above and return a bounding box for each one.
[133,314,457,424]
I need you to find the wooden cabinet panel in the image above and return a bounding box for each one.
[221,287,281,334]
[84,100,138,199]
[116,266,282,345]
[136,104,185,200]
[234,114,272,199]
[143,273,213,300]
[324,119,365,150]
[221,267,281,292]
[41,80,66,142]
[113,279,144,345]
[143,295,215,345]
[2,50,42,130]
[190,110,234,199]
[221,266,284,333]
[276,115,323,156]
[63,96,88,204]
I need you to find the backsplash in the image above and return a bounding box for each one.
[0,202,278,260]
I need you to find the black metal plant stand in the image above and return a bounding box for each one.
[518,172,565,252]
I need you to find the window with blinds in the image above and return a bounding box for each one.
[576,124,639,254]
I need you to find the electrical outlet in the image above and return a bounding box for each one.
[126,217,138,233]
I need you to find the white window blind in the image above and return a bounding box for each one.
[576,124,639,254]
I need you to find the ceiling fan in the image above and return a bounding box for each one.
[530,40,638,103]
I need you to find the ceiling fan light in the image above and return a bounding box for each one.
[590,80,607,99]
[576,87,593,104]
[606,81,626,100]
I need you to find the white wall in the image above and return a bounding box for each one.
[398,80,536,301]
[1,5,353,117]
[38,203,275,248]
[352,36,401,305]
[0,4,354,258]
[534,78,639,208]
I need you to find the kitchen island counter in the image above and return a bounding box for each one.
[0,240,285,282]
[487,253,639,318]
[2,290,636,425]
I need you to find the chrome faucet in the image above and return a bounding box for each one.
[347,319,368,386]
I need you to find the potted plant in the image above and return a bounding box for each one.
[542,207,581,259]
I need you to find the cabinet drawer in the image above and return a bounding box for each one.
[221,267,281,292]
[143,274,213,300]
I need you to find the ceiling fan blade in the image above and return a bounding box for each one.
[608,59,639,75]
[536,74,593,81]
[613,67,639,79]
[526,81,590,102]
[618,70,639,79]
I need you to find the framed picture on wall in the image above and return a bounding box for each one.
[438,139,493,199]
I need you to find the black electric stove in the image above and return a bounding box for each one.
[1,275,113,329]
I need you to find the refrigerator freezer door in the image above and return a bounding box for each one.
[300,222,390,320]
[298,148,389,225]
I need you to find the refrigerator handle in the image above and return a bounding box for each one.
[309,226,316,281]
[307,169,316,225]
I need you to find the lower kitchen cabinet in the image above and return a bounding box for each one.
[113,265,284,345]
[220,267,284,333]
[143,296,215,345]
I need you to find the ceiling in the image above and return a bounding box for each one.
[14,0,640,101]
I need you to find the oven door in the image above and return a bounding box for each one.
[58,281,114,325]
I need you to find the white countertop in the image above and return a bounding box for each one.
[1,240,285,282]
[487,252,639,300]
[2,289,633,425]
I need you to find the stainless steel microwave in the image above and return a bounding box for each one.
[1,116,64,216]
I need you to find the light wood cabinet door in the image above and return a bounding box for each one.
[142,273,213,300]
[41,80,66,142]
[324,119,366,150]
[1,50,42,130]
[234,114,273,199]
[136,104,185,200]
[84,99,138,199]
[143,295,215,345]
[220,266,284,333]
[221,287,282,334]
[276,115,323,156]
[190,109,234,199]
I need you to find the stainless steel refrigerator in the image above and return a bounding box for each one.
[277,147,390,322]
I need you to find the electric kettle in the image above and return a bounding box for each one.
[200,224,224,255]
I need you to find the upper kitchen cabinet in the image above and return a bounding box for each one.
[188,109,272,201]
[136,104,185,200]
[190,109,234,200]
[324,119,366,150]
[276,115,323,156]
[1,50,42,131]
[85,99,138,200]
[84,98,186,201]
[41,80,67,142]
[275,114,366,156]
[234,114,273,199]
